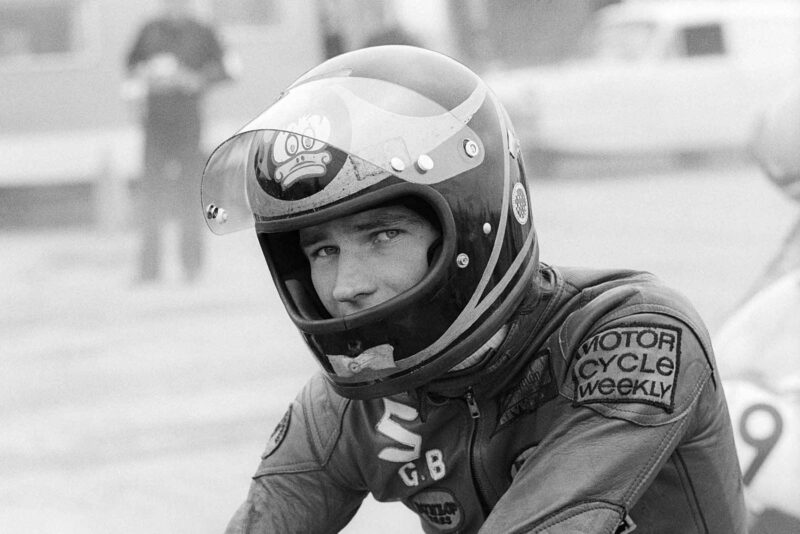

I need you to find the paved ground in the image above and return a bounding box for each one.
[2,158,798,533]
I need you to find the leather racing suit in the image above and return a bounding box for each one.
[224,266,748,533]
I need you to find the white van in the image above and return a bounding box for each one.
[485,0,800,172]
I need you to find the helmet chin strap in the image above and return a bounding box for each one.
[447,323,509,372]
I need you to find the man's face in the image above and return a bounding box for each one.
[298,205,440,318]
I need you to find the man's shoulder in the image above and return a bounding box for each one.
[297,371,349,419]
[542,267,716,425]
[296,373,387,430]
[547,264,714,370]
[553,265,662,293]
[254,373,352,472]
[551,265,702,321]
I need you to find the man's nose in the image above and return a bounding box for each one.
[331,253,376,304]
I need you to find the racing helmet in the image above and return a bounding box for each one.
[201,46,539,399]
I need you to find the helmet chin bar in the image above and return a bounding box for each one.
[330,201,541,399]
[333,247,538,400]
[255,157,538,398]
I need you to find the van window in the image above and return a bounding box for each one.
[680,24,725,57]
[577,20,657,61]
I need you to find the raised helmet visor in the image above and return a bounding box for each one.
[201,75,486,234]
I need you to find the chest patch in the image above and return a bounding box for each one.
[498,349,557,429]
[261,406,291,459]
[410,489,463,532]
[572,323,681,413]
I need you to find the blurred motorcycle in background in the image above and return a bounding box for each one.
[716,77,800,533]
[717,271,800,533]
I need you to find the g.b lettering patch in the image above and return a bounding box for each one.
[573,323,681,412]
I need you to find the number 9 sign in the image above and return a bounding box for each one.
[738,401,783,485]
[714,270,800,526]
[725,378,799,518]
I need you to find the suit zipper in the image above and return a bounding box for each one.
[465,388,490,515]
[465,388,481,419]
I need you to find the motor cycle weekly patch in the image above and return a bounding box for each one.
[572,323,681,413]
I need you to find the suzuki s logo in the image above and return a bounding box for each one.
[262,114,333,190]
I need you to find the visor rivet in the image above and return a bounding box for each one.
[463,139,480,158]
[390,157,406,172]
[348,361,362,373]
[483,222,492,235]
[508,129,521,158]
[205,204,228,223]
[456,253,470,268]
[416,154,434,173]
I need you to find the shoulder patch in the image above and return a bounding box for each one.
[573,323,681,412]
[261,406,292,459]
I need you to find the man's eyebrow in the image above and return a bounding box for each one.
[298,228,327,248]
[352,212,422,232]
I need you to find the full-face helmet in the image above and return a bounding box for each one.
[201,46,539,399]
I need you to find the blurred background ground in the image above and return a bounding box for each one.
[2,156,797,533]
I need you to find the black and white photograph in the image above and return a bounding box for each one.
[3,1,800,532]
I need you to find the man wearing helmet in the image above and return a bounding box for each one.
[203,46,746,533]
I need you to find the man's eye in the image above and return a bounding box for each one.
[375,229,401,243]
[310,245,338,258]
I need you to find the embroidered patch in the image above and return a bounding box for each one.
[498,349,557,429]
[410,489,463,532]
[573,324,681,412]
[261,406,291,459]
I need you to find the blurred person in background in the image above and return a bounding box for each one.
[201,46,746,533]
[125,0,231,284]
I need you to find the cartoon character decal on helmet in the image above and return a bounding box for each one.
[201,46,539,399]
[260,115,334,188]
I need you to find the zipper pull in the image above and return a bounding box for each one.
[465,388,481,419]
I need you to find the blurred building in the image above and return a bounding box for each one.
[0,0,322,180]
[0,0,605,227]
[319,0,615,67]
[0,0,325,227]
